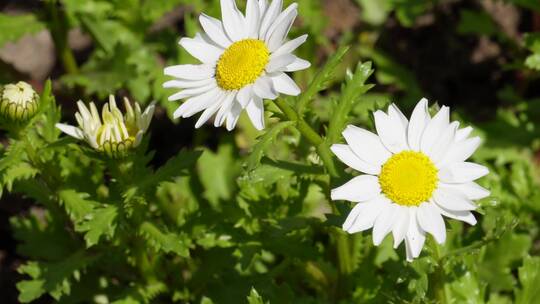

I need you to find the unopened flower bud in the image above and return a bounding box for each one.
[0,81,40,122]
[56,95,155,158]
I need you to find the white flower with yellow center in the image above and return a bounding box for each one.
[163,0,310,130]
[56,95,155,157]
[331,98,490,261]
[0,81,40,122]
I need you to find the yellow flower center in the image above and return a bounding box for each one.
[216,39,269,91]
[378,151,438,206]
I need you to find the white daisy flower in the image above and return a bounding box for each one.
[56,95,155,157]
[331,98,490,261]
[163,0,310,130]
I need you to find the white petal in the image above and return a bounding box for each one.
[438,137,481,167]
[237,85,253,108]
[246,96,265,130]
[265,4,298,52]
[420,106,450,153]
[330,144,380,175]
[432,188,476,211]
[173,88,221,119]
[433,203,477,225]
[417,203,446,244]
[407,98,430,151]
[164,64,214,80]
[373,110,408,153]
[179,36,222,63]
[253,76,278,99]
[342,125,391,167]
[258,0,269,15]
[56,123,84,140]
[221,0,247,41]
[245,0,261,38]
[271,73,300,96]
[439,162,489,183]
[428,121,458,163]
[272,34,308,57]
[344,196,390,233]
[167,82,217,101]
[455,126,473,142]
[214,92,236,127]
[405,208,426,261]
[163,78,215,89]
[266,54,296,73]
[259,0,283,39]
[373,203,399,246]
[389,103,409,129]
[439,182,490,200]
[199,14,232,48]
[195,101,223,129]
[283,57,311,71]
[392,205,409,248]
[226,101,242,131]
[331,175,381,202]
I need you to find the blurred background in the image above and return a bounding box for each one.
[1,0,539,302]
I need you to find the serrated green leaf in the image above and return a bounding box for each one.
[479,233,531,291]
[327,61,374,143]
[17,251,92,303]
[246,121,294,171]
[516,256,540,304]
[139,222,191,257]
[0,14,45,47]
[296,46,349,113]
[58,189,98,222]
[75,205,118,247]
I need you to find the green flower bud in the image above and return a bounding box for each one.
[0,81,40,122]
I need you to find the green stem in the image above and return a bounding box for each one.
[273,98,351,298]
[429,238,448,304]
[47,0,79,74]
[273,98,338,177]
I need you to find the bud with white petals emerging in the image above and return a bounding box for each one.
[0,81,40,122]
[56,95,155,157]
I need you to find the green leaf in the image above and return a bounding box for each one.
[478,233,531,291]
[525,54,540,71]
[457,10,497,36]
[0,14,45,47]
[197,144,239,206]
[245,121,294,171]
[58,189,98,222]
[247,288,268,304]
[139,222,191,257]
[75,205,118,247]
[516,256,540,304]
[17,251,93,303]
[296,46,349,113]
[327,61,374,143]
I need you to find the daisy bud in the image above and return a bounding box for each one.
[0,81,40,122]
[56,95,155,158]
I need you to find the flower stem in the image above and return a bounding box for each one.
[428,238,449,304]
[273,98,351,298]
[46,0,79,75]
[273,98,338,177]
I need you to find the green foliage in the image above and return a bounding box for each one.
[516,256,540,304]
[0,14,44,48]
